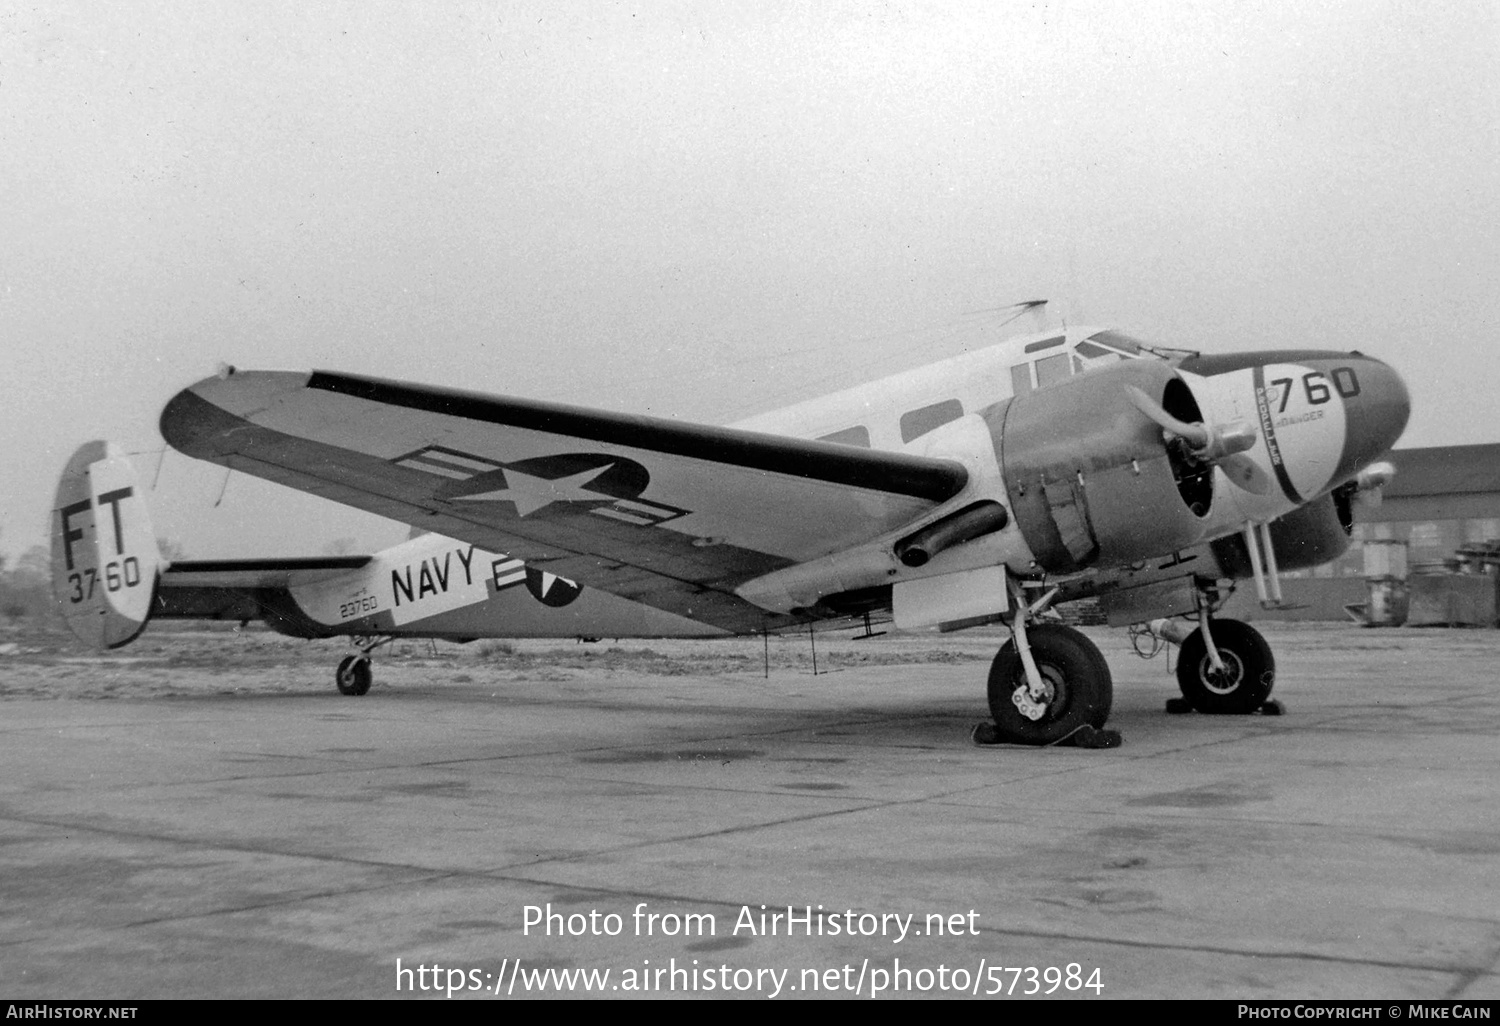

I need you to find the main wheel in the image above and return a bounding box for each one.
[987,623,1113,745]
[335,655,372,696]
[1175,618,1273,714]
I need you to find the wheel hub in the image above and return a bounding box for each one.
[1011,668,1059,722]
[1199,651,1245,694]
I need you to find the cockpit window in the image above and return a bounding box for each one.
[1035,353,1071,388]
[1074,340,1121,360]
[1084,330,1145,355]
[1010,363,1033,394]
[1023,334,1066,354]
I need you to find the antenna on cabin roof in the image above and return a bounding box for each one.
[1021,298,1050,333]
[963,298,1046,314]
[961,299,1049,333]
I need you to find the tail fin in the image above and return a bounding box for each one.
[50,442,162,649]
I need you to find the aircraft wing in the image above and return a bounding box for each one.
[159,371,969,632]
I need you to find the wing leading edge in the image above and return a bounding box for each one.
[159,370,968,633]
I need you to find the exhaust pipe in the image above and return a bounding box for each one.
[894,501,1009,568]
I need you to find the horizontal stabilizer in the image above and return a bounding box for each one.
[162,555,372,589]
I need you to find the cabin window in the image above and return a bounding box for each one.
[1024,334,1066,354]
[900,399,964,443]
[818,426,871,448]
[1010,364,1033,394]
[1035,353,1071,388]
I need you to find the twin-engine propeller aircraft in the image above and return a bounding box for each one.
[51,323,1409,745]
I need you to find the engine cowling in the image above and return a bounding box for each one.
[983,359,1215,574]
[1208,489,1354,577]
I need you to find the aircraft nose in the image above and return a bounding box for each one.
[1332,355,1411,483]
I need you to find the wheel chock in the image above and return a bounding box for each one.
[1065,725,1123,749]
[1164,696,1284,716]
[971,722,1122,748]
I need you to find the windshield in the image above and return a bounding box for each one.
[1082,329,1145,355]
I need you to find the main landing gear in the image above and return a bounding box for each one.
[334,636,392,696]
[979,577,1119,747]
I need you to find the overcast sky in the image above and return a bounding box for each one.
[3,1,1497,562]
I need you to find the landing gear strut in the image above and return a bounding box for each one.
[982,577,1116,746]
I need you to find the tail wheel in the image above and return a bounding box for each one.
[335,655,372,696]
[1175,618,1274,713]
[987,623,1113,745]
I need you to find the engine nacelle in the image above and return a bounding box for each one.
[984,360,1215,574]
[1208,490,1354,577]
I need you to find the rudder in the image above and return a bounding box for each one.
[50,442,162,649]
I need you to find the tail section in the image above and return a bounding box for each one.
[50,442,162,649]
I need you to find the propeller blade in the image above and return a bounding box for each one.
[1344,461,1395,509]
[1355,461,1396,491]
[1125,385,1210,450]
[1219,453,1274,496]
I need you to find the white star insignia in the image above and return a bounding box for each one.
[453,464,614,517]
